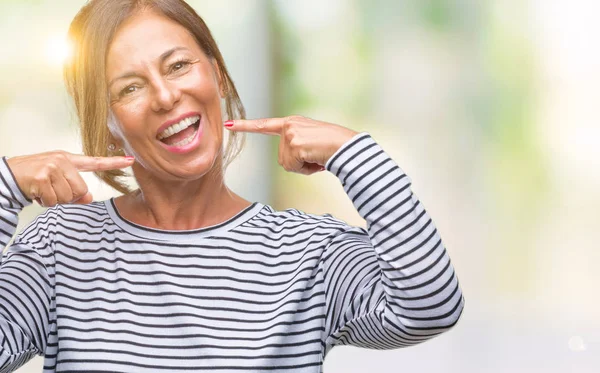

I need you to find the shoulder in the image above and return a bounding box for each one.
[15,201,115,247]
[245,204,368,242]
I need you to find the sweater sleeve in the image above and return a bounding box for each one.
[320,133,464,354]
[0,157,32,249]
[0,157,53,372]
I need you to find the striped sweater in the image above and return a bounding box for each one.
[0,133,464,372]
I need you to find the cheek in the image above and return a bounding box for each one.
[107,109,149,151]
[180,67,224,137]
[111,105,146,136]
[182,65,221,102]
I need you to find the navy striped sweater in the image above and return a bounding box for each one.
[0,133,464,372]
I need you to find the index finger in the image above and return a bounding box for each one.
[225,117,285,135]
[67,154,135,172]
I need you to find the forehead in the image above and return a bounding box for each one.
[107,10,200,70]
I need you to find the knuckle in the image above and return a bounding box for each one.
[289,136,302,148]
[29,186,39,198]
[75,184,89,197]
[71,189,83,200]
[53,151,68,161]
[90,158,104,170]
[284,129,295,141]
[286,115,303,122]
[255,120,266,129]
[45,162,59,173]
[33,173,49,185]
[43,196,57,207]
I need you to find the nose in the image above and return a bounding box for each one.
[150,77,181,112]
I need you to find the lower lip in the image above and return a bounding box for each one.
[159,118,203,154]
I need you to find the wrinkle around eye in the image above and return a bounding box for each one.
[119,83,146,98]
[167,58,200,77]
[168,63,191,77]
[110,87,142,104]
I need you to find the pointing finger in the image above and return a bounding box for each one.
[67,154,135,172]
[224,118,286,136]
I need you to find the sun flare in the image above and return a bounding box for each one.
[45,34,72,66]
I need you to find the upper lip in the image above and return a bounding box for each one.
[156,112,201,138]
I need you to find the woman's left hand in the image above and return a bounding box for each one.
[224,116,358,175]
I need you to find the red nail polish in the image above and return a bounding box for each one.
[224,120,234,127]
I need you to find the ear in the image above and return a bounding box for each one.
[211,59,226,99]
[108,135,123,149]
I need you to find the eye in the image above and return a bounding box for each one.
[119,85,138,97]
[170,59,191,73]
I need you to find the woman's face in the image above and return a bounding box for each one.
[106,10,225,182]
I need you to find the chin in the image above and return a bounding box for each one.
[164,152,221,181]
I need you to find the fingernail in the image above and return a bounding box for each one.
[224,120,234,127]
[125,156,135,160]
[319,167,326,172]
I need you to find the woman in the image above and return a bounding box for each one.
[0,0,464,372]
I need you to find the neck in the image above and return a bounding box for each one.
[116,161,250,231]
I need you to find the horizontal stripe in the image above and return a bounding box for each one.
[0,134,463,372]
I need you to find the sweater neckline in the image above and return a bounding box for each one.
[104,198,265,241]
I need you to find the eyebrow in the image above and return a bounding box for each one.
[108,46,190,87]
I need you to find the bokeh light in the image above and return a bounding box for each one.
[45,34,72,67]
[1,0,599,372]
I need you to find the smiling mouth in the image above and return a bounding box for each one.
[157,116,201,147]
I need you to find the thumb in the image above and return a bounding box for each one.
[300,162,326,175]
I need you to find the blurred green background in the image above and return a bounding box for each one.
[1,0,599,372]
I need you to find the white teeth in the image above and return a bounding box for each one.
[170,130,196,147]
[158,115,200,140]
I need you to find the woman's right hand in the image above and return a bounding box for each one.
[6,152,134,207]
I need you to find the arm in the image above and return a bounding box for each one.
[321,133,464,353]
[222,117,464,353]
[0,157,31,249]
[0,157,53,372]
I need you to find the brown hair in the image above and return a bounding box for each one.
[64,0,246,194]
